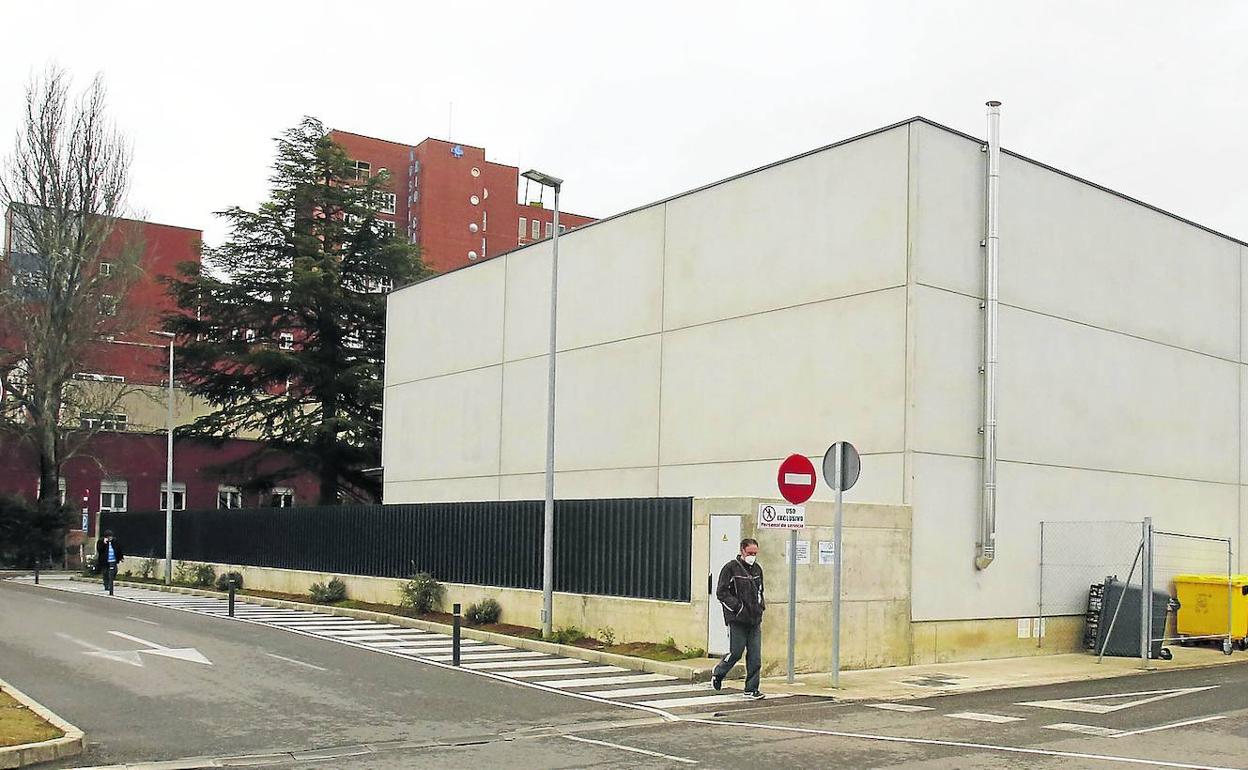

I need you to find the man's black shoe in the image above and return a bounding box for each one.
[711,673,723,691]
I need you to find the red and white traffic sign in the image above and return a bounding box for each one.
[777,454,817,504]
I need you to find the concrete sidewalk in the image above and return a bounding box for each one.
[762,644,1248,701]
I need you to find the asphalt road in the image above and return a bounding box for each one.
[4,576,1248,769]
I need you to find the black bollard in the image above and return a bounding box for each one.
[452,603,462,666]
[33,562,39,585]
[228,578,236,617]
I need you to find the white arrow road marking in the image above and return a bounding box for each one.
[107,630,213,665]
[1044,723,1121,737]
[947,712,1024,724]
[56,632,145,667]
[1111,715,1226,739]
[1019,686,1218,714]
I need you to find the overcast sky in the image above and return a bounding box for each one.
[1,1,1244,248]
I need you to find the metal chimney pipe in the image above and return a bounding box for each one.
[976,100,1002,571]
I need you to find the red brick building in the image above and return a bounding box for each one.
[328,131,596,274]
[1,212,320,530]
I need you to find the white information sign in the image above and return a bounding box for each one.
[783,539,811,565]
[818,540,836,565]
[758,503,805,529]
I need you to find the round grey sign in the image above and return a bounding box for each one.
[822,441,861,492]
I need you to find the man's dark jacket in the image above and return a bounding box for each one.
[95,538,124,572]
[716,556,765,626]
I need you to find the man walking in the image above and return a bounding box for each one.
[96,530,124,593]
[711,538,766,699]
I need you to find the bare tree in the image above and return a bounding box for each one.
[0,66,141,522]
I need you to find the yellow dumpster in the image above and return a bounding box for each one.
[1173,574,1248,652]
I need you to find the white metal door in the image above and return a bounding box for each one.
[708,514,743,656]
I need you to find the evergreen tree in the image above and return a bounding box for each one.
[165,118,425,504]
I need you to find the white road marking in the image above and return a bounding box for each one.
[543,674,672,688]
[469,660,594,672]
[1111,715,1227,739]
[265,653,328,672]
[56,632,145,667]
[644,693,791,709]
[107,630,213,665]
[947,712,1024,724]
[685,717,1244,770]
[562,734,697,765]
[366,638,462,648]
[866,703,934,713]
[386,645,514,656]
[1019,686,1218,714]
[507,665,623,678]
[125,616,161,626]
[42,597,68,604]
[426,651,546,662]
[1044,723,1121,737]
[583,683,707,698]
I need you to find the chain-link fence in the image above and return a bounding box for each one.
[1153,529,1234,651]
[1039,518,1240,663]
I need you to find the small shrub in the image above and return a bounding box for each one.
[399,573,444,614]
[309,577,348,604]
[189,564,216,588]
[138,557,158,579]
[81,554,97,576]
[547,625,585,645]
[215,571,244,592]
[465,598,501,626]
[173,560,194,584]
[662,636,678,650]
[597,626,617,646]
[682,646,707,659]
[120,569,132,578]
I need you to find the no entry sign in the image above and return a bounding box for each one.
[777,454,817,504]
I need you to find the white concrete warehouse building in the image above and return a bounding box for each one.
[382,115,1247,653]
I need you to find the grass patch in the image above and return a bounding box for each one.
[0,690,62,747]
[603,641,709,662]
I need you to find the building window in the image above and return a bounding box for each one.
[160,482,186,511]
[469,194,480,205]
[545,222,554,237]
[99,261,112,277]
[558,224,567,233]
[36,477,67,505]
[518,217,526,240]
[279,332,294,350]
[217,486,242,509]
[378,192,396,214]
[100,295,117,316]
[269,487,294,508]
[377,220,395,239]
[532,219,541,239]
[74,372,125,383]
[100,480,128,512]
[471,167,480,177]
[245,329,257,343]
[353,160,370,181]
[481,211,487,231]
[81,412,127,431]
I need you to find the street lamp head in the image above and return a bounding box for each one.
[521,169,563,190]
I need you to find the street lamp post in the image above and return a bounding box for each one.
[521,168,563,638]
[150,330,175,585]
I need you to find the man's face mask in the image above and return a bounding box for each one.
[743,555,757,566]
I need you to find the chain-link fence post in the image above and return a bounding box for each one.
[1140,517,1153,670]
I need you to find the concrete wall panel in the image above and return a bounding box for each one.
[911,122,983,296]
[384,477,500,504]
[558,206,665,351]
[499,468,660,501]
[999,155,1240,359]
[385,258,505,385]
[662,126,909,330]
[909,285,983,457]
[997,307,1238,482]
[659,288,907,466]
[502,242,553,362]
[381,368,501,483]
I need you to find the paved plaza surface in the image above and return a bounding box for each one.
[3,576,1247,769]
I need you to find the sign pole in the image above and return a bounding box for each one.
[832,442,844,688]
[787,527,798,683]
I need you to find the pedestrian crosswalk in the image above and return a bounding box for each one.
[12,576,788,715]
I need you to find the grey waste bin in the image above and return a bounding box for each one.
[1094,578,1175,660]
